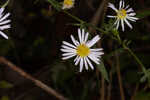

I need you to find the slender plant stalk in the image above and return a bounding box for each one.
[115,51,125,100]
[0,57,69,100]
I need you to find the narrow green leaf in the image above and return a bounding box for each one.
[97,61,109,82]
[47,0,61,11]
[1,0,10,8]
[0,81,13,89]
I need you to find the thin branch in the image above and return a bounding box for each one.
[100,76,105,100]
[106,60,113,100]
[0,57,69,100]
[115,52,125,100]
[130,84,139,100]
[89,0,108,33]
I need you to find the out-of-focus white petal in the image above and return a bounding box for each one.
[126,8,134,13]
[0,13,10,22]
[0,25,10,30]
[0,20,10,25]
[0,31,8,39]
[119,0,123,9]
[124,18,133,29]
[107,15,116,18]
[108,3,118,12]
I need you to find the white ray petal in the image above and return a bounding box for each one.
[114,19,119,25]
[60,49,76,53]
[119,0,123,9]
[127,16,139,20]
[84,32,89,43]
[0,8,4,18]
[87,35,100,47]
[107,15,116,18]
[90,48,103,52]
[121,19,125,31]
[125,5,130,9]
[84,57,88,70]
[62,52,76,56]
[75,57,80,65]
[78,28,82,43]
[71,35,78,46]
[108,3,118,12]
[124,18,133,29]
[126,17,136,22]
[128,13,136,16]
[116,19,120,29]
[61,46,76,53]
[0,31,8,39]
[62,45,75,50]
[0,20,10,25]
[62,54,76,60]
[79,58,84,72]
[0,25,10,30]
[63,41,76,49]
[81,29,85,43]
[91,52,104,56]
[0,8,4,15]
[86,57,94,70]
[74,56,79,62]
[0,13,10,22]
[126,8,133,13]
[88,55,100,64]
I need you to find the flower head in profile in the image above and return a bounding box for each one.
[62,0,74,9]
[61,28,104,72]
[107,0,138,31]
[0,7,10,39]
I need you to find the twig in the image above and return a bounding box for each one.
[89,0,108,33]
[0,57,68,100]
[87,0,108,100]
[100,76,105,100]
[115,52,125,100]
[106,60,113,100]
[130,84,139,100]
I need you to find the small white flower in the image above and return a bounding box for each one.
[107,0,138,31]
[62,0,74,9]
[61,28,104,72]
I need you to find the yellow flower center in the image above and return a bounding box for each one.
[117,9,127,19]
[64,0,73,6]
[76,44,90,58]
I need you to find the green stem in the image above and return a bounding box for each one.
[124,46,147,75]
[63,11,84,23]
[116,34,122,45]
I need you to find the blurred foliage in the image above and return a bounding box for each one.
[0,81,13,89]
[0,96,9,100]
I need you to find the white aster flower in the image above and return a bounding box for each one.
[62,0,74,9]
[61,28,104,72]
[107,0,138,31]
